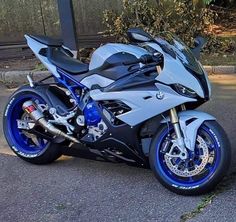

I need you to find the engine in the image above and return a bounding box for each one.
[29,86,129,143]
[75,101,108,142]
[75,100,130,142]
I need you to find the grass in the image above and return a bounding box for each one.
[180,193,217,222]
[179,171,236,222]
[33,62,47,72]
[201,35,236,66]
[201,53,236,66]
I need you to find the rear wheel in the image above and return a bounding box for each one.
[149,121,231,195]
[3,87,62,164]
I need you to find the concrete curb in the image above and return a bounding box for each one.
[0,70,50,85]
[0,66,235,85]
[204,66,236,74]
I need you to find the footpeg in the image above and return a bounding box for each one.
[17,119,35,130]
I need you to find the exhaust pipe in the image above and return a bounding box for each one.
[22,101,79,144]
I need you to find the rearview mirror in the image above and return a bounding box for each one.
[127,28,154,43]
[191,36,207,59]
[194,36,207,48]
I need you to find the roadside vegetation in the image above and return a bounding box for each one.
[102,0,236,65]
[0,0,235,69]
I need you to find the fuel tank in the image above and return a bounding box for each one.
[89,43,148,70]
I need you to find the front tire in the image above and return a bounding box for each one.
[149,121,231,195]
[3,86,62,165]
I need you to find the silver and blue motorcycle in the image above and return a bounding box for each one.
[3,28,231,195]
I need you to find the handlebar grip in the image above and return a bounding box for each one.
[139,54,153,64]
[123,54,154,66]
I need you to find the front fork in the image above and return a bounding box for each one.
[169,108,188,160]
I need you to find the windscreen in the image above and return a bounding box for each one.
[156,32,204,75]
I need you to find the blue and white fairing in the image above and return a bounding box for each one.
[150,32,211,99]
[89,33,211,99]
[89,43,148,70]
[25,33,211,127]
[87,33,211,126]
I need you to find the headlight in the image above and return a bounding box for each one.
[172,84,197,98]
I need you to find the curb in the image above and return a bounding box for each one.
[204,66,236,74]
[0,66,236,85]
[0,70,50,85]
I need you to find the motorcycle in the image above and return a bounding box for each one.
[3,28,231,195]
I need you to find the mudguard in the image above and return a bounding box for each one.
[6,85,71,116]
[161,110,216,151]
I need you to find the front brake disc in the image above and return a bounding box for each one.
[164,135,209,177]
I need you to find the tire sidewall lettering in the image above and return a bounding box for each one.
[4,97,15,117]
[209,128,221,147]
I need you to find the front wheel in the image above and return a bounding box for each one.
[149,120,231,195]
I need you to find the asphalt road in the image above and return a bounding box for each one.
[0,74,236,222]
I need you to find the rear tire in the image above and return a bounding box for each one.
[3,85,62,165]
[149,120,231,195]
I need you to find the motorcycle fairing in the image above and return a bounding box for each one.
[25,35,61,78]
[90,83,196,126]
[25,34,198,127]
[144,42,208,99]
[25,34,210,100]
[89,43,149,70]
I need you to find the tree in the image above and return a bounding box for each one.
[201,0,236,7]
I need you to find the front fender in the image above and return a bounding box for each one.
[161,110,216,151]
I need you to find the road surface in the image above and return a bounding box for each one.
[0,74,236,222]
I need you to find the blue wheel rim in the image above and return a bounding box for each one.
[156,125,221,187]
[7,94,48,156]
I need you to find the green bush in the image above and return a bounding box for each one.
[103,0,235,54]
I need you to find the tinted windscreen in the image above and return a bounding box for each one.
[156,32,204,75]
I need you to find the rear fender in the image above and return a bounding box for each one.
[10,85,71,116]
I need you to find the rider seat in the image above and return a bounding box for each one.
[48,48,89,74]
[30,35,89,74]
